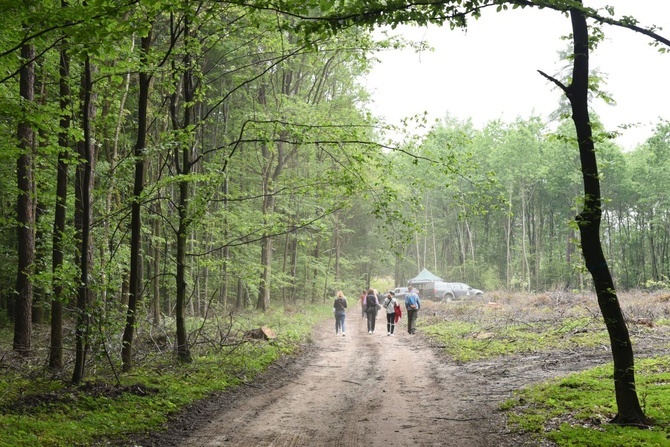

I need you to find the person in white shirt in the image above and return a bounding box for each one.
[382,292,398,336]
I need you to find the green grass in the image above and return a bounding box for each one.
[0,304,331,447]
[502,357,670,446]
[422,316,609,362]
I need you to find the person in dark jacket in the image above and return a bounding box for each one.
[364,288,380,334]
[333,290,348,336]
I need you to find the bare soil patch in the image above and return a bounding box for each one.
[117,297,670,447]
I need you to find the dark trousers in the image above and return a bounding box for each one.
[407,309,419,334]
[386,313,395,334]
[366,309,377,332]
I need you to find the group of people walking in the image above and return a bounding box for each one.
[332,286,421,336]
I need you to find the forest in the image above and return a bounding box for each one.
[1,0,670,445]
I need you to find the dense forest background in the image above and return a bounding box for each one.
[1,1,669,374]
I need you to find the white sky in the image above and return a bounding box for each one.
[364,1,670,150]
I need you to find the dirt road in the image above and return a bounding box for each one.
[165,310,610,447]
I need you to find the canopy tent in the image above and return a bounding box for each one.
[408,268,443,285]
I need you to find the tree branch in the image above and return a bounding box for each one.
[537,69,568,94]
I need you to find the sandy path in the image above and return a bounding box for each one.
[116,300,670,447]
[176,311,520,447]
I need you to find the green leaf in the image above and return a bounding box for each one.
[320,0,333,13]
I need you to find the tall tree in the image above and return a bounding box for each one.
[170,11,196,363]
[72,52,96,384]
[121,28,153,372]
[14,39,36,355]
[537,2,647,425]
[50,13,72,370]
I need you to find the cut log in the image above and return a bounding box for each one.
[245,326,277,340]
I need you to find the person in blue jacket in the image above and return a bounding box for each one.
[404,286,421,334]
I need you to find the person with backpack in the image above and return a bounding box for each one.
[359,289,367,318]
[404,286,421,334]
[364,288,380,334]
[333,290,348,336]
[382,291,399,336]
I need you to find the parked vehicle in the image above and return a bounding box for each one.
[392,287,409,300]
[423,281,484,302]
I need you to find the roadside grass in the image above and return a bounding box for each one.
[421,293,611,362]
[422,316,609,362]
[0,303,331,447]
[421,290,669,362]
[420,290,670,446]
[501,357,670,446]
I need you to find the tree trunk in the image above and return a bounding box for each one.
[323,239,335,303]
[221,176,230,308]
[31,63,47,326]
[521,188,530,291]
[175,178,192,362]
[562,4,648,425]
[257,231,272,311]
[14,42,36,356]
[289,235,298,302]
[414,231,421,272]
[122,31,152,372]
[334,214,341,282]
[649,212,658,280]
[189,230,198,316]
[464,218,475,278]
[311,238,321,299]
[431,209,438,272]
[173,17,194,363]
[72,54,96,384]
[256,140,280,311]
[151,202,162,323]
[235,277,244,310]
[50,40,70,371]
[32,201,46,324]
[505,188,513,289]
[254,79,289,310]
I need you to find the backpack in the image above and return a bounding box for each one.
[366,294,377,309]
